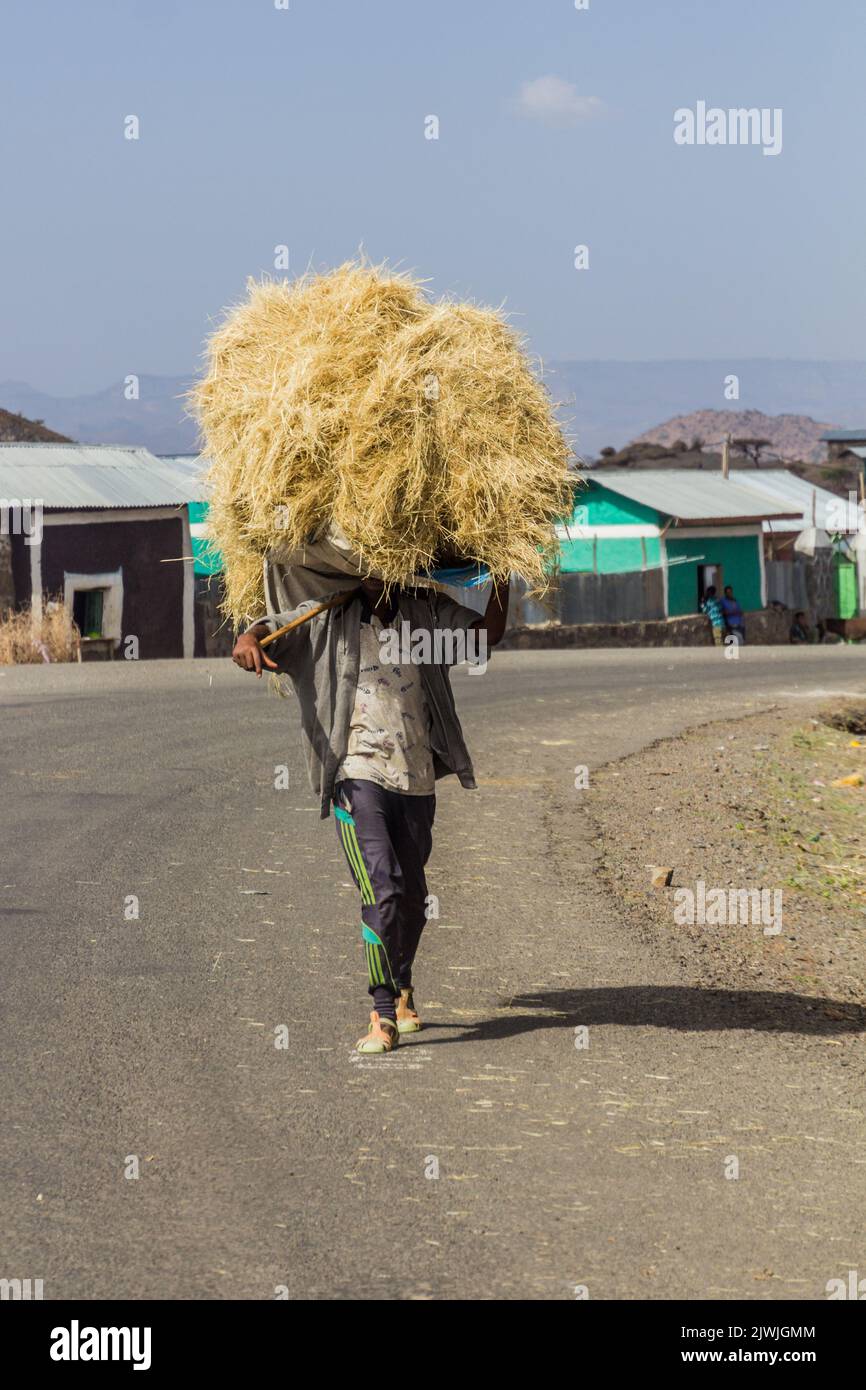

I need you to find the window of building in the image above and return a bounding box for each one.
[72,587,106,638]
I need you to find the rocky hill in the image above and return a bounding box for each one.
[0,407,71,443]
[631,409,834,464]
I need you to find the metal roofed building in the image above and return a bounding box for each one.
[0,443,200,510]
[722,468,864,618]
[574,469,801,528]
[0,443,201,658]
[719,468,853,536]
[820,428,866,472]
[555,469,800,623]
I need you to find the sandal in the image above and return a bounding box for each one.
[356,1011,399,1054]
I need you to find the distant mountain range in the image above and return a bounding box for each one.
[0,376,199,455]
[1,359,864,459]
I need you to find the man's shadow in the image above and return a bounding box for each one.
[416,986,865,1045]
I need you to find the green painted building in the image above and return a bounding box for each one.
[560,471,800,618]
[188,498,222,576]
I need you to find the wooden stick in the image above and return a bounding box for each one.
[259,590,354,648]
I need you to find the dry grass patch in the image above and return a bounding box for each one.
[0,602,79,664]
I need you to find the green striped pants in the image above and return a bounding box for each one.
[334,778,435,998]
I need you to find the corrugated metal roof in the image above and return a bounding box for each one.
[728,469,849,534]
[157,453,210,502]
[819,429,866,442]
[0,444,201,509]
[579,469,800,525]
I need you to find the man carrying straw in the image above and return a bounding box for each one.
[195,260,570,1052]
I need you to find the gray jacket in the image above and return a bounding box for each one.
[257,583,479,819]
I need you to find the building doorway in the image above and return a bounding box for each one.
[697,563,723,606]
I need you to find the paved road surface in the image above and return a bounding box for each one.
[1,646,865,1299]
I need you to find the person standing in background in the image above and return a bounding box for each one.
[701,586,725,646]
[721,585,746,644]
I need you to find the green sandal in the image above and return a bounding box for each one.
[356,1012,399,1054]
[396,988,422,1034]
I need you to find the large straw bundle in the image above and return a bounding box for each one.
[193,261,571,624]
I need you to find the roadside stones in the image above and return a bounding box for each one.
[647,865,674,888]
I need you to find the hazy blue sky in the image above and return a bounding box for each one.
[2,0,863,394]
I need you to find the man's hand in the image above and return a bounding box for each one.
[232,625,279,677]
[472,578,510,648]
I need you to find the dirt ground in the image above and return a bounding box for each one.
[590,703,866,1014]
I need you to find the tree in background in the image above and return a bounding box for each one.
[732,436,773,467]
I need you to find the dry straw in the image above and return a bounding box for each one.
[0,601,80,664]
[192,261,572,624]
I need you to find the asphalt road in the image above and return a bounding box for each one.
[1,645,865,1300]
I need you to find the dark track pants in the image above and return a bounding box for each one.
[334,778,435,999]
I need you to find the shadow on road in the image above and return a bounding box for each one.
[418,986,866,1044]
